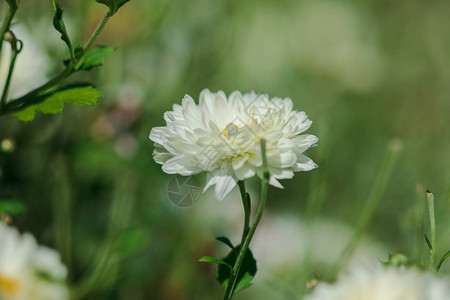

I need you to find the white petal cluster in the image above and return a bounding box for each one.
[150,89,318,200]
[0,223,68,300]
[305,263,450,300]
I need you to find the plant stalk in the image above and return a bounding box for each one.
[1,8,112,116]
[83,9,111,51]
[427,191,436,270]
[223,139,270,300]
[0,32,21,111]
[332,139,402,274]
[0,0,18,66]
[238,181,251,245]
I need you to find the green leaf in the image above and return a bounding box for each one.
[424,234,433,251]
[74,46,115,71]
[216,236,234,249]
[382,253,412,267]
[53,0,73,58]
[435,250,450,273]
[0,199,26,216]
[6,0,18,9]
[12,85,102,122]
[96,0,131,15]
[216,244,257,296]
[199,256,233,270]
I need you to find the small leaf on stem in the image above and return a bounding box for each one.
[424,234,433,251]
[96,0,131,15]
[216,245,257,296]
[435,251,450,273]
[53,0,73,58]
[199,256,233,270]
[74,46,115,71]
[5,0,18,9]
[216,236,234,249]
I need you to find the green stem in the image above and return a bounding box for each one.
[427,191,436,270]
[223,140,270,300]
[3,66,74,112]
[1,8,112,116]
[0,1,18,66]
[0,34,21,112]
[332,139,402,274]
[238,181,251,245]
[413,184,426,265]
[83,9,111,51]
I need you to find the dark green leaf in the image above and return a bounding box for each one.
[53,0,73,58]
[216,244,257,296]
[435,250,450,273]
[6,0,18,9]
[216,236,234,249]
[199,256,233,270]
[74,46,115,71]
[424,234,433,251]
[12,86,102,122]
[96,0,131,15]
[0,199,26,216]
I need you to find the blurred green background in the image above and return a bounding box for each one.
[1,0,449,299]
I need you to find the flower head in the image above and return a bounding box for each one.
[0,222,68,300]
[305,263,450,300]
[150,89,318,200]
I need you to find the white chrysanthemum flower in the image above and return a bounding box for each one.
[0,223,68,300]
[150,89,318,200]
[305,263,450,300]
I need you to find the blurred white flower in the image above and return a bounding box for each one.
[305,263,450,300]
[150,89,318,200]
[0,223,68,300]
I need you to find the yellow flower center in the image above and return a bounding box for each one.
[0,274,20,297]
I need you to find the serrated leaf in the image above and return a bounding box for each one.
[53,0,73,58]
[12,86,102,122]
[199,256,233,270]
[424,234,433,251]
[74,46,115,71]
[0,200,26,216]
[217,245,257,296]
[216,236,234,249]
[96,0,131,15]
[435,250,450,273]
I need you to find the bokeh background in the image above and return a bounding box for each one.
[1,0,449,299]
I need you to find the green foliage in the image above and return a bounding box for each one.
[0,199,26,216]
[383,253,412,267]
[424,234,433,251]
[199,256,233,270]
[200,237,257,296]
[217,245,257,296]
[216,236,234,249]
[96,0,131,15]
[12,86,102,122]
[52,0,73,58]
[74,46,115,71]
[436,251,450,273]
[5,0,18,9]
